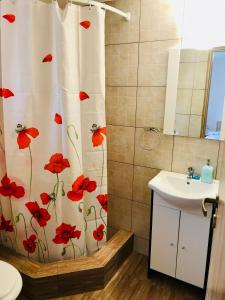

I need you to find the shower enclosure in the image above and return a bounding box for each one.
[0,0,107,262]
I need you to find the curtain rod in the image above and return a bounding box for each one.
[72,0,131,21]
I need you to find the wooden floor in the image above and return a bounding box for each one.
[43,252,203,300]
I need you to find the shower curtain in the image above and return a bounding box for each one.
[0,0,107,262]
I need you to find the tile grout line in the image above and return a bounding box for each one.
[106,85,166,88]
[107,159,161,170]
[130,0,142,236]
[105,38,181,47]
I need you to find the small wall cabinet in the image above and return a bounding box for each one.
[149,193,212,289]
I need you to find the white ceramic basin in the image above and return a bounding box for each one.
[148,171,219,210]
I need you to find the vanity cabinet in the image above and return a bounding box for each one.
[149,193,212,289]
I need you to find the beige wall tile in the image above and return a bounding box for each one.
[107,125,135,164]
[106,43,139,86]
[132,201,150,239]
[107,226,118,240]
[105,0,140,45]
[193,62,208,89]
[55,0,67,8]
[140,0,184,42]
[134,236,149,256]
[136,87,166,128]
[108,195,132,231]
[180,49,197,63]
[188,115,202,138]
[172,136,220,175]
[106,87,137,126]
[138,40,180,86]
[216,141,225,179]
[180,49,209,63]
[108,161,133,199]
[191,89,205,115]
[134,129,173,170]
[176,89,192,114]
[175,114,189,136]
[133,166,159,205]
[178,62,195,89]
[196,50,209,62]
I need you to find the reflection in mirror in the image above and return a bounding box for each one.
[204,50,225,140]
[175,49,209,138]
[164,47,225,141]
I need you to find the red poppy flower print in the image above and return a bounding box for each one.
[79,91,90,101]
[54,113,62,124]
[44,153,70,174]
[0,216,13,232]
[80,20,91,29]
[67,175,97,201]
[26,202,50,227]
[53,223,81,244]
[23,234,37,253]
[0,175,25,198]
[91,124,106,147]
[42,54,52,63]
[93,224,105,241]
[40,193,51,205]
[2,14,16,23]
[97,194,108,212]
[0,88,14,99]
[16,124,39,149]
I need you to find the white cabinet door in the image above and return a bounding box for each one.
[150,205,180,277]
[176,211,211,288]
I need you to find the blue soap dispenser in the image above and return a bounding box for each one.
[201,159,214,184]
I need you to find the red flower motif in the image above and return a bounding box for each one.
[42,54,52,62]
[80,20,91,29]
[0,175,25,198]
[40,193,51,205]
[93,224,105,241]
[44,153,70,174]
[2,14,16,23]
[67,175,97,201]
[0,216,13,232]
[0,88,14,99]
[16,124,39,149]
[79,91,90,101]
[53,223,81,244]
[25,201,50,227]
[91,124,106,147]
[97,194,108,212]
[23,234,37,253]
[54,113,62,124]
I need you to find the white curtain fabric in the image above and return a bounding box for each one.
[0,0,107,262]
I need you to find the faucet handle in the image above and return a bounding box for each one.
[187,167,194,176]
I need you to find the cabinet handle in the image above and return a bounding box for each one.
[170,243,174,246]
[181,246,185,250]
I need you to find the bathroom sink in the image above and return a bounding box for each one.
[148,171,219,210]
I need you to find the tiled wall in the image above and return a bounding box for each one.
[105,0,223,256]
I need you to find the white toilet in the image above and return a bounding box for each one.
[0,261,23,300]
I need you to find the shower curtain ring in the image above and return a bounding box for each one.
[88,0,92,10]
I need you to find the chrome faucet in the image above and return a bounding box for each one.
[187,167,194,180]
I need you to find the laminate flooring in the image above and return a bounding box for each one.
[50,252,203,300]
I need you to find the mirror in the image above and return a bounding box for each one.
[164,47,225,140]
